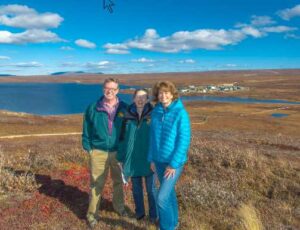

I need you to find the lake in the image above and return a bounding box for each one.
[271,113,289,118]
[0,83,299,115]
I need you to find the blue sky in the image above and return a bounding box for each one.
[0,0,300,75]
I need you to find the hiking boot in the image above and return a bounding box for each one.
[149,217,159,225]
[136,214,145,221]
[117,209,129,217]
[87,219,97,229]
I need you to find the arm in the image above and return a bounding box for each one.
[147,122,154,163]
[169,110,191,169]
[82,106,92,153]
[116,119,127,163]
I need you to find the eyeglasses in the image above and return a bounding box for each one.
[104,87,118,92]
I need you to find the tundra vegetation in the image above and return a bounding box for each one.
[0,100,299,230]
[0,70,299,229]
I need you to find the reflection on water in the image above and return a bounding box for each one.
[271,113,289,118]
[0,83,299,115]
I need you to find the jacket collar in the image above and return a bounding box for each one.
[96,96,119,112]
[156,99,182,113]
[127,102,153,120]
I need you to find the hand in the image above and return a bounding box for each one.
[150,163,156,172]
[164,167,176,180]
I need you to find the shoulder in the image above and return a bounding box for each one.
[85,102,96,113]
[119,100,128,109]
[152,103,163,114]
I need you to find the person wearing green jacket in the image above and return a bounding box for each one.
[117,89,158,223]
[82,78,128,229]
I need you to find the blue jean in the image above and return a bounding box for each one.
[155,162,183,230]
[131,174,158,221]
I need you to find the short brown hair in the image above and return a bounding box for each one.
[152,81,179,103]
[103,78,119,88]
[133,88,149,99]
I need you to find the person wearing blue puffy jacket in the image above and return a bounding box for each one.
[148,81,191,230]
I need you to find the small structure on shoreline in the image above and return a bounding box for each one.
[179,83,248,94]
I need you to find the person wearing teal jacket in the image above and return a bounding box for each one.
[82,78,128,229]
[148,81,191,230]
[117,89,157,223]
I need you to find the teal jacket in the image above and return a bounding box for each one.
[148,99,191,169]
[82,97,128,152]
[117,102,153,177]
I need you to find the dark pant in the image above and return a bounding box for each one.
[131,174,158,221]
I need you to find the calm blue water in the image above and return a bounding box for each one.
[0,83,132,115]
[271,113,289,118]
[0,83,299,115]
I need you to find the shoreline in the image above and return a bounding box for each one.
[1,69,299,102]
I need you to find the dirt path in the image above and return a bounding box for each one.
[0,132,82,139]
[0,121,206,139]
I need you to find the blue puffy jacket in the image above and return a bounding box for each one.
[148,99,191,169]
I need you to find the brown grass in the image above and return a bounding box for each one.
[0,99,299,229]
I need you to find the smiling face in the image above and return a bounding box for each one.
[158,89,174,108]
[103,81,119,101]
[134,90,148,109]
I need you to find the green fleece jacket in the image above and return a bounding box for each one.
[117,103,153,177]
[82,98,128,152]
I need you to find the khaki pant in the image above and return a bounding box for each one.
[87,149,124,222]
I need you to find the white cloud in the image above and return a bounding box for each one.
[0,4,63,29]
[104,17,297,54]
[84,61,112,69]
[104,28,246,53]
[0,55,10,60]
[236,14,297,38]
[61,46,74,51]
[104,43,130,54]
[262,26,297,33]
[0,29,62,44]
[278,4,300,20]
[225,64,237,67]
[0,5,63,45]
[250,15,276,26]
[61,62,79,67]
[285,33,300,39]
[179,59,196,64]
[14,61,43,67]
[0,61,43,68]
[75,39,96,49]
[240,26,264,38]
[105,48,129,54]
[132,57,154,63]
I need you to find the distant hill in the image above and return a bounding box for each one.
[0,74,16,77]
[50,71,103,76]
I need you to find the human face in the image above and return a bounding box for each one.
[103,81,119,101]
[158,89,173,108]
[134,90,148,109]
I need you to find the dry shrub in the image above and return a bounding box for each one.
[27,148,59,171]
[0,146,39,194]
[179,179,238,211]
[179,132,300,229]
[237,203,263,230]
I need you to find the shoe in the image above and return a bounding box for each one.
[149,217,159,224]
[117,210,129,217]
[87,219,97,229]
[136,214,145,221]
